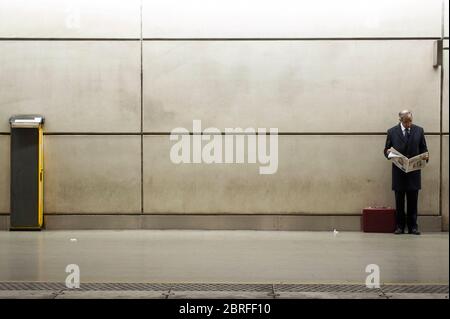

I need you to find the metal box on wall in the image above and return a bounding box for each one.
[9,115,44,230]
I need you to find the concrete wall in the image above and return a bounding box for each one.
[443,136,449,231]
[0,0,448,230]
[143,40,440,133]
[143,135,441,215]
[0,41,141,133]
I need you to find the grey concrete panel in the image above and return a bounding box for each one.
[140,215,441,231]
[141,215,361,231]
[141,215,278,230]
[0,216,9,230]
[0,0,140,38]
[143,135,440,215]
[443,135,449,231]
[417,216,444,232]
[0,41,141,133]
[142,0,442,38]
[277,215,362,232]
[40,214,442,231]
[44,135,141,213]
[143,41,440,133]
[445,0,449,38]
[443,51,449,133]
[44,215,141,230]
[0,136,9,213]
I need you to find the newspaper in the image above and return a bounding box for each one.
[387,147,428,173]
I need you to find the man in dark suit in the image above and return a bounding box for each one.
[383,110,429,235]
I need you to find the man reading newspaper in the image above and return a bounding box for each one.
[387,147,429,173]
[383,110,429,235]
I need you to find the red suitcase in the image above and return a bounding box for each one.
[362,207,396,233]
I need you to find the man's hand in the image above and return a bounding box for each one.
[384,148,391,159]
[422,154,429,161]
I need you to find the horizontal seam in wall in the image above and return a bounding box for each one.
[0,213,442,217]
[43,132,141,136]
[142,37,441,41]
[52,132,444,136]
[0,37,442,42]
[143,132,444,136]
[0,38,140,41]
[43,213,363,216]
[37,213,441,217]
[0,132,445,136]
[10,132,448,135]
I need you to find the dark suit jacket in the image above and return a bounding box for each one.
[383,123,428,191]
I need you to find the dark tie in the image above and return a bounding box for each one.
[405,129,410,141]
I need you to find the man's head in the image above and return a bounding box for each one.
[399,110,413,129]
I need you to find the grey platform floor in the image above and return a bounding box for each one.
[0,230,448,299]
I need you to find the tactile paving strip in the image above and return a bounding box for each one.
[0,282,447,294]
[381,285,449,294]
[169,283,272,292]
[274,284,379,293]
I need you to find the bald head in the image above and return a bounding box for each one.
[398,110,413,128]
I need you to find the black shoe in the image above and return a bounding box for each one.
[408,229,421,235]
[394,228,404,235]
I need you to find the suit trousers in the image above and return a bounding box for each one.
[394,190,419,231]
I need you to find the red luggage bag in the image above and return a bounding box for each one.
[362,207,396,233]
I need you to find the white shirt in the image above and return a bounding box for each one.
[387,124,409,158]
[400,122,410,137]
